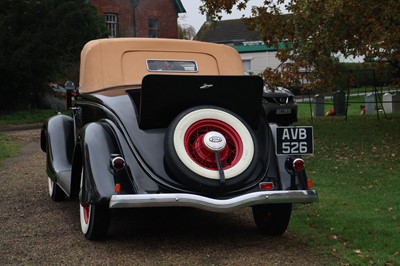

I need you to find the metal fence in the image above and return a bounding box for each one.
[295,68,400,120]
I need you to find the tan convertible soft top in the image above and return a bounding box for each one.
[79,38,244,93]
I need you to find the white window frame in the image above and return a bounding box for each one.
[105,13,118,38]
[242,59,252,74]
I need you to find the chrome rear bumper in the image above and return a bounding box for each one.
[109,190,318,213]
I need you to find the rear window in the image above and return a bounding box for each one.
[146,60,198,72]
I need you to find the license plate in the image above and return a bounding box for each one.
[275,126,314,155]
[276,108,292,114]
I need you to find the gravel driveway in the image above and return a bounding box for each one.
[0,129,334,265]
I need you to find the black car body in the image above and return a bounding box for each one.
[41,38,317,240]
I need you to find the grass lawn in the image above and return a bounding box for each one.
[0,134,23,163]
[0,109,60,127]
[290,115,400,265]
[0,109,58,162]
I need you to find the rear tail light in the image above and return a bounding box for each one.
[285,157,305,173]
[293,158,305,172]
[111,156,125,171]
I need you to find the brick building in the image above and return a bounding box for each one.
[89,0,186,38]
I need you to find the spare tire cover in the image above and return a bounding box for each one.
[164,105,258,191]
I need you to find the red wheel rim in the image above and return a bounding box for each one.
[184,119,243,170]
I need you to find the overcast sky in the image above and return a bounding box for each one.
[179,0,266,32]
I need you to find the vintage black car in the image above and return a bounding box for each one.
[41,38,317,240]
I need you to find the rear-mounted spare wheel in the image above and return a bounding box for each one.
[165,106,258,191]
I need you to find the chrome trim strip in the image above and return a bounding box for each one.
[109,190,318,213]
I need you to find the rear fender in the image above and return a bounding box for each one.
[42,114,74,193]
[269,123,309,190]
[77,122,121,205]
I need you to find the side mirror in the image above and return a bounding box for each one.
[65,81,76,110]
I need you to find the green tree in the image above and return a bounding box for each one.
[0,0,108,111]
[200,0,400,92]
